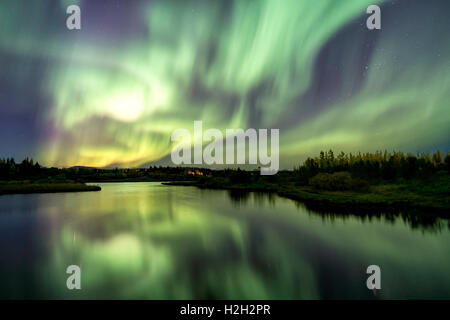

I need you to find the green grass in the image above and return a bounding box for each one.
[0,181,101,195]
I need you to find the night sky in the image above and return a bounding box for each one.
[0,0,449,168]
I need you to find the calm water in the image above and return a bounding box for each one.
[0,182,449,299]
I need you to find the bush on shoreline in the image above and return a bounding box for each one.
[309,171,370,191]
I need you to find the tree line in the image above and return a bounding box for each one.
[0,157,210,181]
[294,150,450,183]
[0,157,42,179]
[1,150,449,183]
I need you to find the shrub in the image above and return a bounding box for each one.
[309,171,369,191]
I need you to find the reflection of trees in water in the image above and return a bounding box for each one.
[292,200,450,233]
[227,190,250,206]
[228,190,276,208]
[226,190,449,233]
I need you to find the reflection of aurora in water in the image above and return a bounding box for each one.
[1,183,449,299]
[0,0,449,167]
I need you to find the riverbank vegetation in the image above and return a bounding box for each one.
[0,181,100,195]
[0,158,100,194]
[1,151,448,214]
[165,150,450,214]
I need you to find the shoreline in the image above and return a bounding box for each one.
[0,183,101,195]
[162,181,449,216]
[0,179,447,217]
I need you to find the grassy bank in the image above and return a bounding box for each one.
[277,184,448,214]
[163,176,449,215]
[0,181,101,195]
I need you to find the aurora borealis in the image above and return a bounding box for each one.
[0,0,449,168]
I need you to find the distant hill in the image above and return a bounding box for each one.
[138,153,260,170]
[70,166,98,170]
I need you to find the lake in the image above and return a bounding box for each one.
[0,182,449,299]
